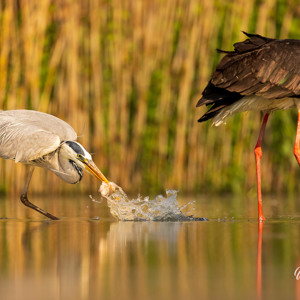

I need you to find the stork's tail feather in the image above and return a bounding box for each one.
[197,82,243,122]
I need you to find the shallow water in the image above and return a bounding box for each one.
[0,193,299,300]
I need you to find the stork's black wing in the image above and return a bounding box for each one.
[197,32,300,122]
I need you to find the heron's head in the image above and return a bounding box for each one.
[61,141,109,183]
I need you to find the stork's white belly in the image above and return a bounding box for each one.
[212,96,300,126]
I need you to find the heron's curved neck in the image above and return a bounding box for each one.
[40,145,83,184]
[57,155,83,184]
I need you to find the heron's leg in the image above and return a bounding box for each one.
[293,110,300,166]
[20,166,59,220]
[254,113,269,222]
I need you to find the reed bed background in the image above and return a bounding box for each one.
[0,0,299,195]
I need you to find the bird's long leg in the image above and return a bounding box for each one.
[254,113,269,222]
[20,166,59,220]
[256,221,264,300]
[293,110,300,166]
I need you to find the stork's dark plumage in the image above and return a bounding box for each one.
[197,32,300,221]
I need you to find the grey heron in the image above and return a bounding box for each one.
[0,109,109,220]
[196,32,300,221]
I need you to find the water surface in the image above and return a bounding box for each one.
[0,193,299,300]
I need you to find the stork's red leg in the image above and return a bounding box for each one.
[293,110,300,165]
[254,113,269,222]
[256,221,264,300]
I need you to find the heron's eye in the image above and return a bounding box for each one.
[77,154,84,159]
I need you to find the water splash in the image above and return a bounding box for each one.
[99,183,207,221]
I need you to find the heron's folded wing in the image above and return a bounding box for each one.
[0,118,62,163]
[0,110,77,142]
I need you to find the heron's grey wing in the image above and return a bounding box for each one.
[1,110,77,141]
[0,119,61,162]
[0,110,77,163]
[210,36,300,99]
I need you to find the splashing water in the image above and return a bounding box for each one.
[99,182,207,221]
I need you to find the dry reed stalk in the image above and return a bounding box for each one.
[172,1,197,187]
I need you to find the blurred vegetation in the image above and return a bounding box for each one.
[0,0,300,195]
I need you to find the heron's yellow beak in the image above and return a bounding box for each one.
[82,159,109,183]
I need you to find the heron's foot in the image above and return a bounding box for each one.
[20,194,60,220]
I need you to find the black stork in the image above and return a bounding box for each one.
[197,32,300,221]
